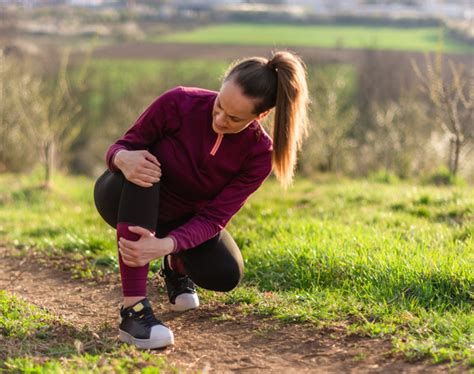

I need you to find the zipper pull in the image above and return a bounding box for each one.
[210,133,224,156]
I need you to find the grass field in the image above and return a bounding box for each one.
[0,169,472,370]
[152,23,474,54]
[88,59,228,95]
[86,58,228,104]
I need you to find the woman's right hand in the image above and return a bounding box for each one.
[113,149,162,188]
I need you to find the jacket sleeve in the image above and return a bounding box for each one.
[105,87,182,172]
[167,148,273,253]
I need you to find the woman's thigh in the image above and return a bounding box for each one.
[175,230,244,292]
[94,169,161,230]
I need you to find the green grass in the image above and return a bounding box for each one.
[0,169,473,365]
[152,23,474,54]
[0,291,174,372]
[88,58,228,97]
[0,291,61,340]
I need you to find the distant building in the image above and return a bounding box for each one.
[287,0,472,20]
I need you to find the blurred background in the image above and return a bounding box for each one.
[0,0,473,186]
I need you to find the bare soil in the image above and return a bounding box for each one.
[0,247,460,373]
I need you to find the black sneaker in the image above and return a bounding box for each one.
[159,255,199,312]
[119,298,174,349]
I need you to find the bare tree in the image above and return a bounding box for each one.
[356,48,413,133]
[10,49,90,188]
[412,55,474,176]
[0,51,33,172]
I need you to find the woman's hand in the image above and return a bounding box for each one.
[114,149,162,188]
[118,226,174,267]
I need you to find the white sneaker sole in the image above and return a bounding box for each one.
[168,293,200,312]
[119,329,174,349]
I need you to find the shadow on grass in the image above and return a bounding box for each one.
[245,253,472,311]
[390,195,472,226]
[10,186,50,204]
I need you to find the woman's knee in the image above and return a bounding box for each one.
[210,263,243,292]
[93,170,123,228]
[175,230,244,292]
[182,254,243,292]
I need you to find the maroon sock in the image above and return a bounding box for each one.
[170,255,187,276]
[117,222,151,297]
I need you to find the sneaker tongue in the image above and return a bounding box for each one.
[132,298,150,312]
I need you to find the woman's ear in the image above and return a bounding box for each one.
[256,109,271,121]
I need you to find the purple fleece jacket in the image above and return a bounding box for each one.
[106,86,273,253]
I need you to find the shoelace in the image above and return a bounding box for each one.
[138,307,162,328]
[170,275,195,296]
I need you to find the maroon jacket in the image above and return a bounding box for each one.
[106,86,273,252]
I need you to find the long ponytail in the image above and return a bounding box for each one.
[223,51,310,188]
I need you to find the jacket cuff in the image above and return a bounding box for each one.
[167,235,178,253]
[107,147,126,172]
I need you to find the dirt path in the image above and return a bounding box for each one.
[0,247,454,373]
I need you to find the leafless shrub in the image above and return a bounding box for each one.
[412,54,474,176]
[1,48,91,187]
[0,52,38,172]
[357,93,432,178]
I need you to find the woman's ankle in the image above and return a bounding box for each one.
[123,296,146,308]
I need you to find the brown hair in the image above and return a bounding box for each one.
[223,51,310,188]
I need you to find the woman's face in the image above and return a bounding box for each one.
[212,79,269,135]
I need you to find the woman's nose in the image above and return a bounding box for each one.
[215,112,228,126]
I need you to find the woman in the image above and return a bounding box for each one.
[94,51,310,349]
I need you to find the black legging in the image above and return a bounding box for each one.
[93,169,244,292]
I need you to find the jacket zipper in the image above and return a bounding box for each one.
[199,133,223,171]
[210,133,224,156]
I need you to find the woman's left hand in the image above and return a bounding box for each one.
[118,226,169,267]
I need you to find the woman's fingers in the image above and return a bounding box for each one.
[121,256,140,267]
[130,173,160,187]
[141,153,160,172]
[142,164,162,178]
[119,243,139,264]
[130,178,153,188]
[142,160,160,173]
[144,152,161,167]
[128,226,153,237]
[128,167,160,185]
[119,237,135,248]
[121,151,161,187]
[119,248,135,262]
[120,252,135,263]
[138,170,161,183]
[119,246,145,267]
[118,244,134,257]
